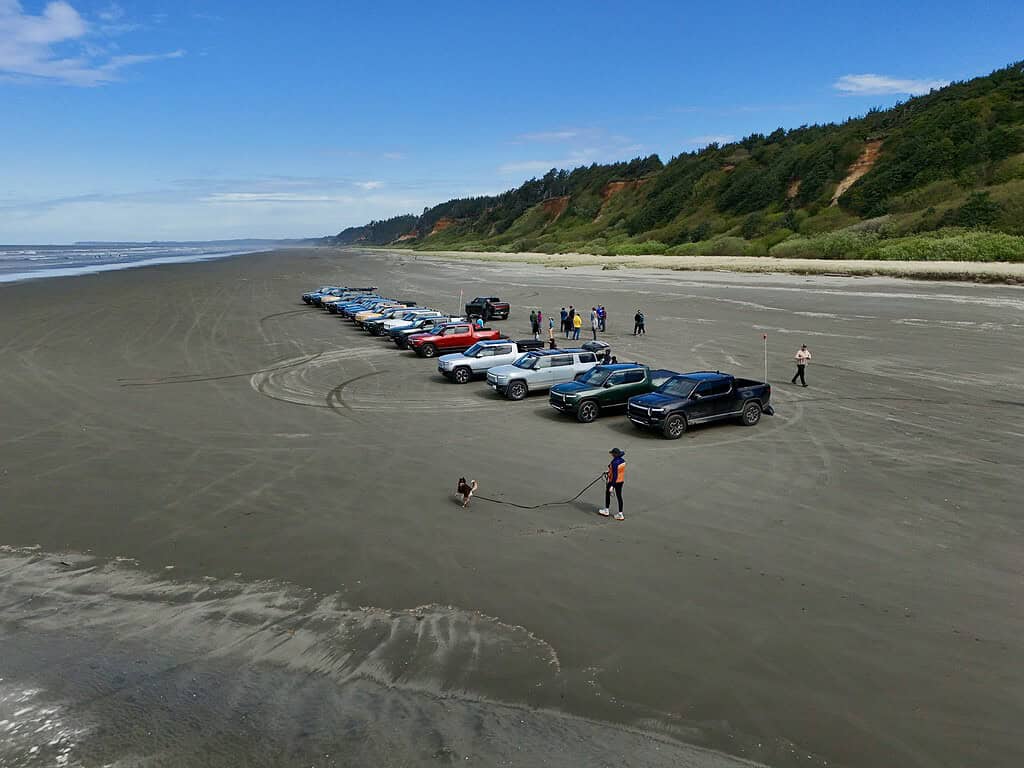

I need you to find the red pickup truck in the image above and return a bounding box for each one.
[408,323,504,357]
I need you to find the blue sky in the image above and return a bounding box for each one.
[1,0,1021,243]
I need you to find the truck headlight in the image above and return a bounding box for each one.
[650,407,665,414]
[563,393,578,400]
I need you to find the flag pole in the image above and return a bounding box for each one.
[763,333,768,382]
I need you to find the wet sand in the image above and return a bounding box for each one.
[1,247,1022,767]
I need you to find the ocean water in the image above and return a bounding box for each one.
[0,243,279,283]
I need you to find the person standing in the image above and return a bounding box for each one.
[530,310,539,340]
[560,307,568,337]
[633,310,646,335]
[590,307,599,340]
[791,344,811,386]
[598,305,606,332]
[598,447,626,521]
[548,315,555,344]
[567,306,576,339]
[572,311,582,340]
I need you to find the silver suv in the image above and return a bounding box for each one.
[486,349,599,400]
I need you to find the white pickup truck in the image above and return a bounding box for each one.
[437,339,545,383]
[486,348,600,400]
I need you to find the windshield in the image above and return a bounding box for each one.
[658,377,698,398]
[577,367,611,386]
[514,355,539,370]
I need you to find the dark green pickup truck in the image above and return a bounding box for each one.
[548,364,678,422]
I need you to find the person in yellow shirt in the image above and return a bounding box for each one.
[572,311,582,340]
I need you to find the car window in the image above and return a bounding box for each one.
[551,355,573,367]
[494,345,512,355]
[535,357,553,369]
[607,373,625,386]
[694,382,714,397]
[707,380,732,396]
[452,325,469,334]
[622,369,646,384]
[579,353,596,363]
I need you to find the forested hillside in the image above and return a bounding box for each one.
[326,63,1024,261]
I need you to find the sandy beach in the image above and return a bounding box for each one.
[1,247,1022,767]
[397,248,1024,283]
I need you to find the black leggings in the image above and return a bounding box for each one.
[605,482,623,512]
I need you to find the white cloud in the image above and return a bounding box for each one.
[833,73,948,96]
[354,180,384,190]
[202,192,357,204]
[683,134,735,148]
[515,130,581,143]
[0,0,182,85]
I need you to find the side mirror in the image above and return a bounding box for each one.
[603,381,614,388]
[691,393,702,400]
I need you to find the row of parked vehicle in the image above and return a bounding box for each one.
[300,285,774,439]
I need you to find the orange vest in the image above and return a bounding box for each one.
[608,458,626,483]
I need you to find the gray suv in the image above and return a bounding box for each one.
[486,349,599,400]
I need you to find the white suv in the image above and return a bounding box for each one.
[486,349,599,400]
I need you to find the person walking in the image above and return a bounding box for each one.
[572,311,583,340]
[598,447,626,521]
[530,310,539,340]
[547,315,555,344]
[791,344,811,386]
[590,307,599,340]
[560,307,568,337]
[598,305,606,332]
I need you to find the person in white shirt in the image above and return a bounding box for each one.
[791,344,811,386]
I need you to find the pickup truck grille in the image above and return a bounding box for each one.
[628,402,651,422]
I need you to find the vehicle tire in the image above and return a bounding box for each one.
[662,414,687,439]
[453,366,472,384]
[576,400,599,423]
[507,381,527,401]
[420,343,437,358]
[740,402,762,426]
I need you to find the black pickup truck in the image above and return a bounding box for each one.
[465,296,510,321]
[627,371,773,439]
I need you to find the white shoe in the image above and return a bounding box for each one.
[598,508,610,517]
[614,511,625,521]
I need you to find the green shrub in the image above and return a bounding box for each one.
[608,240,668,255]
[770,231,877,259]
[869,231,1024,261]
[992,152,1024,183]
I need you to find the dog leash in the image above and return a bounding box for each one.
[474,474,606,510]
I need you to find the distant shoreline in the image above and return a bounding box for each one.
[373,247,1024,284]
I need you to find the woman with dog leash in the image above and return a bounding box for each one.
[598,447,626,521]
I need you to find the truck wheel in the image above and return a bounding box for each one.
[453,366,472,384]
[576,400,599,423]
[507,381,527,401]
[662,414,687,439]
[420,343,437,358]
[740,402,762,426]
